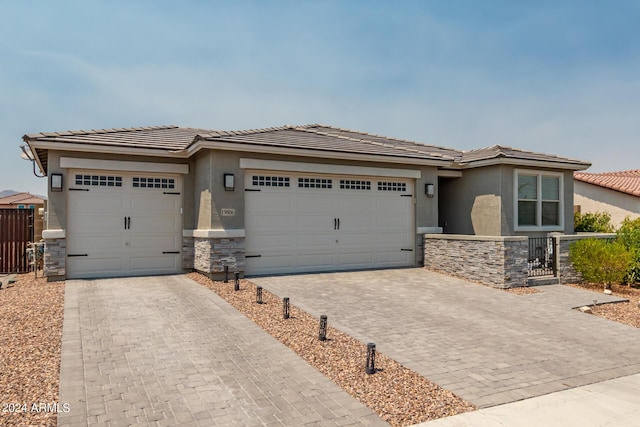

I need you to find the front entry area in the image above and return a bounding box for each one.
[244,171,415,275]
[66,171,183,279]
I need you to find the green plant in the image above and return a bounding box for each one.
[617,217,640,285]
[574,211,614,233]
[569,238,633,289]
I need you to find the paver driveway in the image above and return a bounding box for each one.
[252,268,640,408]
[57,275,386,426]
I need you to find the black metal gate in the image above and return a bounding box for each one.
[0,209,34,273]
[528,237,556,277]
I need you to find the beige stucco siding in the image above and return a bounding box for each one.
[575,181,640,227]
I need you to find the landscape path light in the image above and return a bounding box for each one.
[283,297,290,319]
[256,286,263,304]
[319,315,328,341]
[366,343,376,374]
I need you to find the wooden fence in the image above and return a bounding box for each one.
[0,209,34,273]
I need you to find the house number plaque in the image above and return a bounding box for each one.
[221,208,236,217]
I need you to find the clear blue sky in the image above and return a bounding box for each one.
[2,0,639,195]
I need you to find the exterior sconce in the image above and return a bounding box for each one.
[425,183,434,198]
[224,173,235,191]
[50,173,63,192]
[365,342,376,374]
[319,315,328,341]
[283,297,290,319]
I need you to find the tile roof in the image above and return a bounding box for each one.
[0,192,45,205]
[459,144,590,167]
[574,170,640,197]
[23,124,590,174]
[196,124,460,161]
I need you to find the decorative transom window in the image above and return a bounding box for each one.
[378,181,407,192]
[298,178,332,189]
[133,177,176,189]
[75,174,123,187]
[340,180,371,190]
[515,170,563,229]
[252,175,290,187]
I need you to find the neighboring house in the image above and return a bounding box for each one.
[0,192,46,241]
[574,170,640,227]
[23,124,590,281]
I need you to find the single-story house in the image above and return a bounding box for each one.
[574,170,640,227]
[23,124,590,281]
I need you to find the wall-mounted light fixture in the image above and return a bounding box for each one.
[224,173,235,191]
[50,173,63,192]
[425,183,434,198]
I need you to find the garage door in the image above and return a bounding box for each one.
[244,172,414,275]
[66,171,182,279]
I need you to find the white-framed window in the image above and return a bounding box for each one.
[514,169,563,231]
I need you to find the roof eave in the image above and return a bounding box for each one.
[188,139,454,167]
[459,157,591,171]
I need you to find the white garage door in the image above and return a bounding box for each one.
[244,172,414,275]
[66,171,182,279]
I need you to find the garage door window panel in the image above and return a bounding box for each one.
[75,174,123,187]
[298,177,333,189]
[252,175,290,187]
[378,181,407,192]
[340,180,371,190]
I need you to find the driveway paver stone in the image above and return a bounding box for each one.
[58,275,386,426]
[252,268,640,408]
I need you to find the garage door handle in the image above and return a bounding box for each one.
[337,218,340,230]
[124,216,131,229]
[334,218,337,230]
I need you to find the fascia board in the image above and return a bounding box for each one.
[27,140,190,159]
[460,158,590,171]
[188,140,453,167]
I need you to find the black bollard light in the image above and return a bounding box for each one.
[283,297,290,319]
[224,265,229,283]
[319,315,328,341]
[256,286,263,304]
[234,271,240,291]
[365,343,376,374]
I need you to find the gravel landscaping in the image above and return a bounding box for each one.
[0,274,65,427]
[567,282,640,328]
[189,272,475,426]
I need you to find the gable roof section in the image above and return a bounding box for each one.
[574,170,640,197]
[459,145,590,170]
[194,124,459,163]
[23,126,209,174]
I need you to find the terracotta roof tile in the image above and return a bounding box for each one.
[574,170,640,197]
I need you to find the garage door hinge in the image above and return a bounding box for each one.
[68,253,88,257]
[163,192,181,195]
[400,194,413,197]
[68,188,90,191]
[245,189,261,192]
[400,248,413,252]
[162,251,180,254]
[246,254,262,258]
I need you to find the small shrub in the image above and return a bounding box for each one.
[569,238,633,288]
[574,211,614,233]
[617,217,640,285]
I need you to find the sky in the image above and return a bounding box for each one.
[1,0,639,196]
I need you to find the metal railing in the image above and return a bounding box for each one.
[528,237,556,277]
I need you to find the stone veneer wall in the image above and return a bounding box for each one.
[555,233,616,284]
[43,238,66,280]
[424,234,529,288]
[193,237,245,278]
[182,237,195,270]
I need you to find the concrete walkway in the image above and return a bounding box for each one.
[418,373,640,427]
[252,268,640,409]
[58,275,386,426]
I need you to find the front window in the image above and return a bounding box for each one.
[515,170,563,230]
